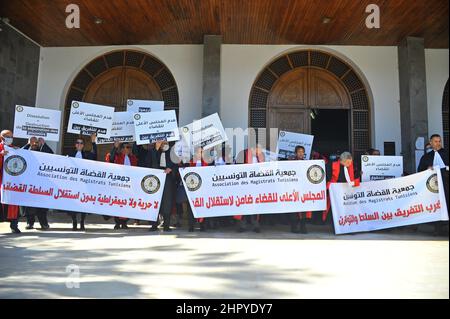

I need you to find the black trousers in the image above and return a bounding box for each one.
[70,212,87,225]
[237,215,260,230]
[25,207,49,227]
[152,174,175,228]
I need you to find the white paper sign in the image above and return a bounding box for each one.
[1,147,166,221]
[181,113,228,151]
[67,101,115,138]
[97,112,136,144]
[361,155,403,182]
[133,110,180,145]
[127,99,164,113]
[13,105,61,142]
[180,160,327,218]
[276,131,314,160]
[330,167,448,234]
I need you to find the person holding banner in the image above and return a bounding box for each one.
[289,145,310,234]
[0,130,21,233]
[66,133,98,230]
[418,134,449,236]
[136,141,176,232]
[22,137,54,230]
[106,141,138,230]
[187,147,211,232]
[234,144,265,233]
[323,152,360,225]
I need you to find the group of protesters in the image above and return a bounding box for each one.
[0,128,448,236]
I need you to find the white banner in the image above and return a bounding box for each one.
[13,105,61,142]
[361,155,403,182]
[180,113,228,151]
[180,160,327,218]
[67,101,115,138]
[1,148,166,221]
[330,167,449,234]
[97,112,135,144]
[133,110,180,145]
[126,99,164,113]
[276,131,314,160]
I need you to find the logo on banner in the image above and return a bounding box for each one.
[362,156,369,162]
[4,155,27,176]
[182,127,189,133]
[184,172,202,191]
[141,175,161,194]
[72,102,79,108]
[426,174,439,193]
[134,114,141,120]
[16,105,24,112]
[280,131,286,137]
[127,100,133,106]
[307,165,325,184]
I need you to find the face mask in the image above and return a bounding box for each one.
[2,137,13,145]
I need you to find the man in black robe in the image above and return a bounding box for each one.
[418,134,449,236]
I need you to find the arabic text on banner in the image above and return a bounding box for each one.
[330,167,448,234]
[180,160,327,218]
[1,148,166,221]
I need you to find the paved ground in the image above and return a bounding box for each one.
[0,213,448,299]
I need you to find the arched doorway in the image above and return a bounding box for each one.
[249,49,371,159]
[443,79,449,149]
[63,49,179,160]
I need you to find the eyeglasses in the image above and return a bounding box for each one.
[75,141,84,145]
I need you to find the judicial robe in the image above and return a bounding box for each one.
[323,160,361,222]
[0,143,20,221]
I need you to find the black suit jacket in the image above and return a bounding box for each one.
[418,148,449,172]
[67,143,97,160]
[22,143,54,154]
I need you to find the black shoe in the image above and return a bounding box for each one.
[72,222,77,231]
[25,225,34,230]
[114,224,121,230]
[11,227,21,234]
[41,224,50,230]
[121,224,128,229]
[149,225,158,232]
[80,224,85,231]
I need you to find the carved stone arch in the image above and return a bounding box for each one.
[249,49,372,158]
[63,49,179,158]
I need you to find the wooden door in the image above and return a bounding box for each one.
[267,67,350,149]
[83,67,162,161]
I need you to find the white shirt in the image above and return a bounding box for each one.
[124,155,131,166]
[433,150,446,169]
[252,156,258,163]
[75,151,83,159]
[195,160,202,167]
[160,152,166,168]
[215,157,226,166]
[344,166,355,187]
